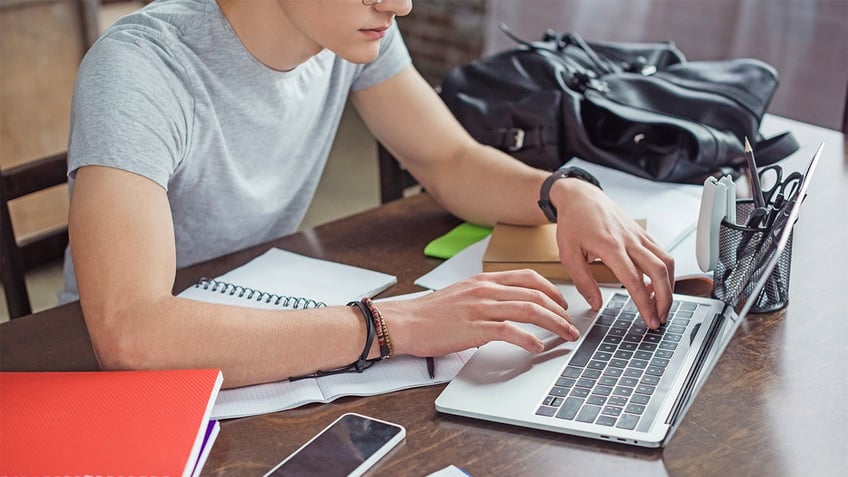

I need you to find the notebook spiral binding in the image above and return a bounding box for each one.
[195,278,326,309]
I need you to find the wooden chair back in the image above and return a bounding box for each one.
[0,0,99,319]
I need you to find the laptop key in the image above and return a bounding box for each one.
[664,333,682,342]
[581,369,602,379]
[623,368,643,378]
[626,403,646,415]
[616,413,640,430]
[638,342,657,352]
[651,358,670,368]
[612,319,632,329]
[609,359,629,368]
[555,397,584,420]
[596,415,617,427]
[597,314,617,325]
[602,367,623,378]
[623,333,643,342]
[607,396,628,407]
[613,386,634,397]
[549,386,570,397]
[576,405,602,423]
[570,387,590,398]
[619,342,638,352]
[587,360,607,370]
[645,366,665,377]
[630,394,650,405]
[536,405,557,417]
[630,359,649,369]
[593,385,613,397]
[586,395,607,406]
[561,366,582,378]
[568,325,609,367]
[598,343,617,353]
[643,334,661,343]
[604,336,622,344]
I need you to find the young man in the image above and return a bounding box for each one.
[66,0,673,388]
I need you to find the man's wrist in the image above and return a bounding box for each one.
[538,165,602,223]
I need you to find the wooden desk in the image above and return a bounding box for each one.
[1,119,845,476]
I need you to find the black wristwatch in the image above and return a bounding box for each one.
[538,165,602,223]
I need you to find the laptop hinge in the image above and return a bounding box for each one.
[665,312,725,425]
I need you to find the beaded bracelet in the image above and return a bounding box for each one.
[363,297,393,359]
[288,301,378,381]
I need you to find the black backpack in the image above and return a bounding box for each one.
[439,26,798,182]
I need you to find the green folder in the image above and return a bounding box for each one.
[424,222,492,259]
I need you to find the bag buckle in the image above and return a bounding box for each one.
[506,128,525,151]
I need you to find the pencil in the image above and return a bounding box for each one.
[744,137,766,209]
[426,357,435,379]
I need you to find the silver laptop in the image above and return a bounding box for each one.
[436,145,822,448]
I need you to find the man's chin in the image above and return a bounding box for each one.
[335,46,381,65]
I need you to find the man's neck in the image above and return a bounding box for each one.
[216,0,321,72]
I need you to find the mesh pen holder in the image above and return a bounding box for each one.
[712,200,793,313]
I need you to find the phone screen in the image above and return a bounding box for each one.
[265,413,405,477]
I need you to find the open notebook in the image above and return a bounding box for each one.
[179,248,398,308]
[177,248,474,419]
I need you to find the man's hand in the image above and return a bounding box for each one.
[549,178,675,328]
[380,270,581,358]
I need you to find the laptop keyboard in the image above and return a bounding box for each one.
[535,293,698,430]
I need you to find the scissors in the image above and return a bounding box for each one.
[757,164,803,205]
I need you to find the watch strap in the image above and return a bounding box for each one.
[538,166,602,223]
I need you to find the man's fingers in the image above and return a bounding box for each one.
[477,269,568,309]
[632,241,674,323]
[559,248,603,310]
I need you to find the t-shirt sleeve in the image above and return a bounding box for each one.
[350,20,412,91]
[68,34,193,190]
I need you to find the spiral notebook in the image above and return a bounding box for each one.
[178,248,397,309]
[176,248,475,419]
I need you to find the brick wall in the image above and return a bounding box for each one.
[396,0,487,86]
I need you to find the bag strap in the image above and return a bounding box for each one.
[477,127,546,152]
[754,131,800,166]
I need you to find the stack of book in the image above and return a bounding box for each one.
[0,368,223,477]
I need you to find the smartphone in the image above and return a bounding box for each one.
[263,413,406,477]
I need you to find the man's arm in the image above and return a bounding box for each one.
[70,166,578,386]
[352,66,673,326]
[70,166,377,388]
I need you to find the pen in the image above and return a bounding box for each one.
[735,207,767,261]
[426,357,435,379]
[744,137,766,209]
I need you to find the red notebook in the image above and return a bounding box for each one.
[0,368,223,477]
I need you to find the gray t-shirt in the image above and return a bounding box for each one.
[62,0,411,300]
